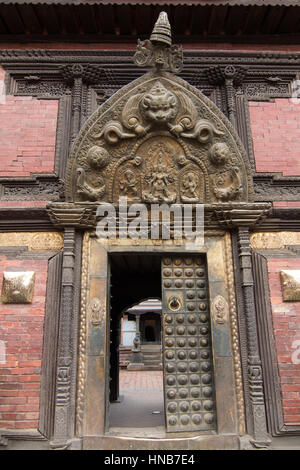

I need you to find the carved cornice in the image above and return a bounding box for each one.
[1,49,300,65]
[46,203,97,228]
[253,174,300,201]
[206,65,248,87]
[59,64,115,86]
[213,202,272,228]
[0,207,56,232]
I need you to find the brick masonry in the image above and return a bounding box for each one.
[249,99,300,177]
[0,256,48,430]
[273,202,300,207]
[119,370,163,391]
[267,258,300,425]
[0,66,58,178]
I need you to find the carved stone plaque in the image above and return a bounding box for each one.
[1,271,35,303]
[280,270,300,301]
[161,255,216,433]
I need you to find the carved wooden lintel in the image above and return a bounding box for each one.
[46,202,271,231]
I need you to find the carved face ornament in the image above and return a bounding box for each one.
[87,145,109,170]
[141,81,178,125]
[209,142,230,166]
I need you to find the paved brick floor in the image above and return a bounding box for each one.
[119,370,163,391]
[110,370,164,428]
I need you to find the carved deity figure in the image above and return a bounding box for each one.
[119,169,138,198]
[143,151,176,203]
[181,172,199,202]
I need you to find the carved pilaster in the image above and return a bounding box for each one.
[237,227,271,447]
[206,65,247,129]
[51,227,76,447]
[72,76,83,142]
[60,64,104,146]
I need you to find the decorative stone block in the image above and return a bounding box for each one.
[1,271,35,303]
[280,270,300,301]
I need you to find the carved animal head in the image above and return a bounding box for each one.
[140,81,178,125]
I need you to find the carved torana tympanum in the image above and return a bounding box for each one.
[65,70,253,206]
[65,10,252,209]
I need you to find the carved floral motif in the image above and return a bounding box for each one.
[250,232,300,250]
[0,232,64,251]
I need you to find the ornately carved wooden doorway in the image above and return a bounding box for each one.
[109,252,216,434]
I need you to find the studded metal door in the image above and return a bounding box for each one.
[161,255,217,433]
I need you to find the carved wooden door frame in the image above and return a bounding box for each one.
[76,231,245,439]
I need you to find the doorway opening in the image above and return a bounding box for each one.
[108,253,164,433]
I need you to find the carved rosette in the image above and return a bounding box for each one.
[65,70,253,206]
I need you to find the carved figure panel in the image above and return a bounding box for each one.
[117,166,140,201]
[180,165,204,203]
[211,295,229,325]
[141,137,177,203]
[88,297,105,327]
[66,72,253,205]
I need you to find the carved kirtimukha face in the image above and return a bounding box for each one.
[87,145,109,170]
[209,142,230,166]
[141,81,178,125]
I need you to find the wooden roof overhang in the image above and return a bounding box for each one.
[0,1,300,44]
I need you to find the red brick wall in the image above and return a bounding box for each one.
[273,202,300,208]
[249,99,300,177]
[0,67,58,177]
[267,258,300,425]
[0,257,48,430]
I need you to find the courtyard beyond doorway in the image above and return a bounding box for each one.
[109,371,164,435]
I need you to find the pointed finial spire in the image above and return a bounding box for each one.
[133,11,183,74]
[150,11,172,47]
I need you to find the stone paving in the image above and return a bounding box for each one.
[110,371,164,429]
[119,370,163,391]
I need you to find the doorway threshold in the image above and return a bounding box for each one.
[107,426,166,439]
[83,433,240,450]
